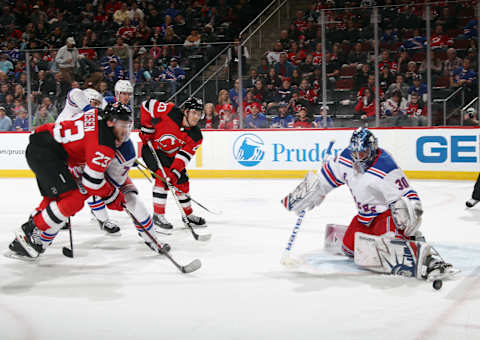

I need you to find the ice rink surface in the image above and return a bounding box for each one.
[0,177,479,340]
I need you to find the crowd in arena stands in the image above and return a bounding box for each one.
[201,0,478,129]
[0,0,268,131]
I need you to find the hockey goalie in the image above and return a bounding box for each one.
[282,127,458,282]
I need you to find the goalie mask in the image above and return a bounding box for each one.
[348,127,378,173]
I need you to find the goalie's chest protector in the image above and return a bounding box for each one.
[332,148,406,226]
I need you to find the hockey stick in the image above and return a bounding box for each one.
[281,140,335,268]
[135,159,222,215]
[62,218,74,258]
[122,204,201,274]
[146,141,211,242]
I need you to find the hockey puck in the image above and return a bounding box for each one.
[433,279,443,290]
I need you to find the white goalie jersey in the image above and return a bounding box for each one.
[316,148,421,226]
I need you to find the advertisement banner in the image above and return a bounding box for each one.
[1,128,480,179]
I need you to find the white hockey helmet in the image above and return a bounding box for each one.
[114,80,134,97]
[83,88,103,107]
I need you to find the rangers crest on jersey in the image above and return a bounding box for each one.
[156,134,185,154]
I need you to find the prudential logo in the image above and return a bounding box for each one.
[233,133,265,167]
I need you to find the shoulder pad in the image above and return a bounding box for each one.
[370,148,398,174]
[187,126,203,142]
[116,139,136,162]
[168,106,183,126]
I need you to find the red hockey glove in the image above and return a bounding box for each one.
[104,187,125,211]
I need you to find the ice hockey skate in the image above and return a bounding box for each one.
[5,219,45,261]
[153,214,174,230]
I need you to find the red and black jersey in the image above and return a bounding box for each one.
[140,99,203,173]
[34,108,117,198]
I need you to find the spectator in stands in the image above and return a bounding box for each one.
[381,26,399,42]
[355,64,371,91]
[298,79,317,104]
[419,53,444,81]
[0,106,12,132]
[3,95,14,117]
[114,37,130,66]
[276,79,293,104]
[279,30,290,50]
[244,69,260,90]
[41,97,57,118]
[274,52,296,79]
[443,48,463,77]
[379,65,394,92]
[245,104,267,129]
[464,107,478,126]
[270,103,294,128]
[383,90,407,120]
[55,37,78,84]
[405,92,427,126]
[461,18,478,40]
[104,57,125,86]
[200,103,219,129]
[298,54,315,79]
[53,72,70,103]
[355,87,376,121]
[0,84,10,104]
[386,74,409,99]
[33,105,55,127]
[404,61,420,85]
[11,109,28,131]
[218,104,240,129]
[314,105,333,128]
[402,28,426,50]
[397,47,411,74]
[265,68,282,93]
[290,68,302,88]
[0,54,13,75]
[227,38,250,79]
[252,80,268,104]
[431,24,451,50]
[408,75,427,102]
[161,57,186,96]
[293,106,313,128]
[266,42,284,65]
[114,2,130,25]
[98,81,113,97]
[184,29,202,50]
[348,42,368,66]
[242,90,262,117]
[229,79,247,112]
[379,50,398,74]
[451,58,476,88]
[256,57,270,78]
[216,89,231,115]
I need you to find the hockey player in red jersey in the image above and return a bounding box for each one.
[140,97,206,230]
[8,103,167,259]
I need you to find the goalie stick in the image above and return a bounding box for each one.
[147,141,211,242]
[123,204,202,274]
[281,140,335,268]
[135,159,222,215]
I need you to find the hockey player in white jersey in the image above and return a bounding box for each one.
[56,88,103,122]
[283,128,456,282]
[88,80,134,234]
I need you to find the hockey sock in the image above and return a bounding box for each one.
[176,191,193,216]
[153,183,168,215]
[88,195,108,222]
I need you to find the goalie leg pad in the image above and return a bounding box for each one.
[324,224,348,255]
[354,232,423,278]
[342,210,406,257]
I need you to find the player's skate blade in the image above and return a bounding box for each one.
[466,198,479,208]
[153,214,173,230]
[97,219,121,236]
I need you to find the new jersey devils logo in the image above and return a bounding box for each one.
[156,134,184,154]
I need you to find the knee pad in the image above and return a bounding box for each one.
[177,180,189,194]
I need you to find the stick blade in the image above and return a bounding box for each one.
[195,233,212,242]
[62,247,74,258]
[181,259,202,273]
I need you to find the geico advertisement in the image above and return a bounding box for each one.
[409,129,480,171]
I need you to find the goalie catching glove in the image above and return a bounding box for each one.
[282,171,326,215]
[390,197,423,237]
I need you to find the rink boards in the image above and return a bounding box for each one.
[1,127,480,180]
